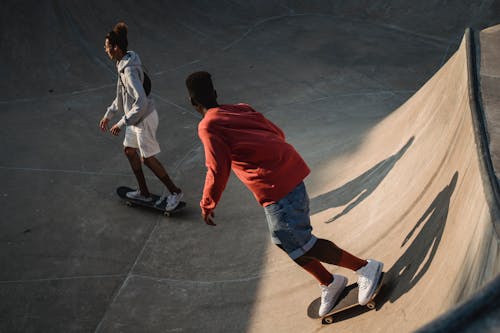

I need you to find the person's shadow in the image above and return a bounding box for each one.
[310,137,414,223]
[378,172,459,305]
[308,174,459,323]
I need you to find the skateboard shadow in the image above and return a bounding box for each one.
[378,172,459,305]
[324,304,372,324]
[310,137,414,223]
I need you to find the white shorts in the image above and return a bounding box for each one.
[123,110,161,158]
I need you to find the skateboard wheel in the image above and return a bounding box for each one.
[164,211,171,217]
[126,201,133,207]
[323,316,334,324]
[367,300,376,309]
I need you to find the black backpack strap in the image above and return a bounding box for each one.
[118,67,151,97]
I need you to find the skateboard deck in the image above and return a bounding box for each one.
[308,272,385,325]
[116,186,186,217]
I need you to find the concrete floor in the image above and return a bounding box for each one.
[1,1,499,332]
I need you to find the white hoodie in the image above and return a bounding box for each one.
[104,51,154,127]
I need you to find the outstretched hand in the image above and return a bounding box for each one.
[110,124,121,136]
[100,118,121,136]
[202,210,216,226]
[99,118,109,132]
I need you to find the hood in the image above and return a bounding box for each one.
[117,51,141,72]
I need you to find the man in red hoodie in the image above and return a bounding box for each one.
[185,71,383,316]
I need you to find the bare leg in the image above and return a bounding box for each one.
[124,147,150,196]
[143,156,181,194]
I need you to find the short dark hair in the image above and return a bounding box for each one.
[185,71,217,108]
[106,22,128,51]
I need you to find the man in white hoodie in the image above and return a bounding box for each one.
[100,22,183,210]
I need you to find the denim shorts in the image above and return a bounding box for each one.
[264,182,317,260]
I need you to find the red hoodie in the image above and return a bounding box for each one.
[198,103,310,214]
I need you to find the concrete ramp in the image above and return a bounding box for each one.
[245,29,500,333]
[1,2,500,332]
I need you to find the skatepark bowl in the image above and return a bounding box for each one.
[1,1,500,332]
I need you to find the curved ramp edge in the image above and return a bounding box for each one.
[415,25,500,333]
[247,28,500,333]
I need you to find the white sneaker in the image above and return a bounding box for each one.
[155,194,167,206]
[165,191,184,211]
[126,190,152,202]
[356,259,383,305]
[318,274,347,317]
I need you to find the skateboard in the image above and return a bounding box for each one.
[307,272,385,325]
[116,186,186,217]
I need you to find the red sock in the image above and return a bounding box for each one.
[300,259,334,286]
[337,250,367,271]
